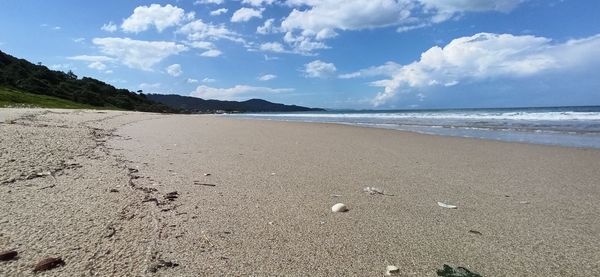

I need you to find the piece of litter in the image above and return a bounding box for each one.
[437,202,457,209]
[192,182,216,187]
[331,194,342,197]
[519,201,530,204]
[204,173,211,176]
[436,264,481,277]
[386,265,400,275]
[468,230,482,235]
[331,203,348,212]
[363,187,384,195]
[270,172,276,175]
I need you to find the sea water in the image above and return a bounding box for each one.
[226,106,600,149]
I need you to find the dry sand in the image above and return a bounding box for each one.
[1,109,599,276]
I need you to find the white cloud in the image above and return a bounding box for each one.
[101,21,117,32]
[210,8,229,16]
[200,49,223,57]
[231,7,264,22]
[187,78,199,83]
[191,85,294,100]
[88,61,108,71]
[339,61,402,79]
[187,41,216,50]
[49,64,74,71]
[276,0,527,55]
[178,19,244,43]
[257,18,277,34]
[203,78,216,83]
[195,0,224,4]
[73,38,85,43]
[258,74,277,81]
[68,55,115,62]
[281,0,413,35]
[260,42,286,53]
[283,32,328,54]
[242,0,275,6]
[419,0,524,23]
[353,33,600,106]
[92,37,188,70]
[139,83,161,90]
[303,60,337,78]
[166,64,183,76]
[121,4,193,33]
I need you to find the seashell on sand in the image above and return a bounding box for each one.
[331,203,348,212]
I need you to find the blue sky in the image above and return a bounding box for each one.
[1,0,599,109]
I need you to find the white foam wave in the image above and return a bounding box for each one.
[239,111,600,121]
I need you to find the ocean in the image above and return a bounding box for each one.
[226,106,600,149]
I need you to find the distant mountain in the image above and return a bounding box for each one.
[0,50,175,112]
[147,94,325,113]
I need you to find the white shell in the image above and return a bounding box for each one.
[437,202,457,209]
[386,265,400,275]
[331,203,348,212]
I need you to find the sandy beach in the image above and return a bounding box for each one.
[1,108,599,276]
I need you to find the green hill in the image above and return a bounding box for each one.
[0,50,175,112]
[0,86,103,109]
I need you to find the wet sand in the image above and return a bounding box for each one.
[1,109,599,276]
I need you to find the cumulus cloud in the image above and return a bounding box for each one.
[191,85,294,100]
[166,64,183,76]
[187,78,199,83]
[200,49,223,57]
[68,55,115,62]
[68,55,115,72]
[231,7,264,22]
[303,60,337,78]
[242,0,275,6]
[195,0,224,4]
[258,74,277,81]
[341,33,600,106]
[257,18,277,34]
[276,0,527,53]
[210,8,228,16]
[92,37,188,70]
[101,21,117,32]
[121,4,193,33]
[178,19,244,43]
[259,42,286,53]
[339,62,402,79]
[419,0,524,23]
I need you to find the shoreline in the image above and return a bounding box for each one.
[1,108,600,276]
[223,115,600,150]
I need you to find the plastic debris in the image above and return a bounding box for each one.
[436,264,481,277]
[363,187,384,195]
[331,203,348,212]
[437,202,457,209]
[468,230,482,235]
[386,265,400,275]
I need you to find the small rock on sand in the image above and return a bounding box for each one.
[33,257,65,272]
[0,250,18,261]
[331,203,348,212]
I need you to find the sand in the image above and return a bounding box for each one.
[1,108,599,276]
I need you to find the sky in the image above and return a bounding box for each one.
[1,0,599,109]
